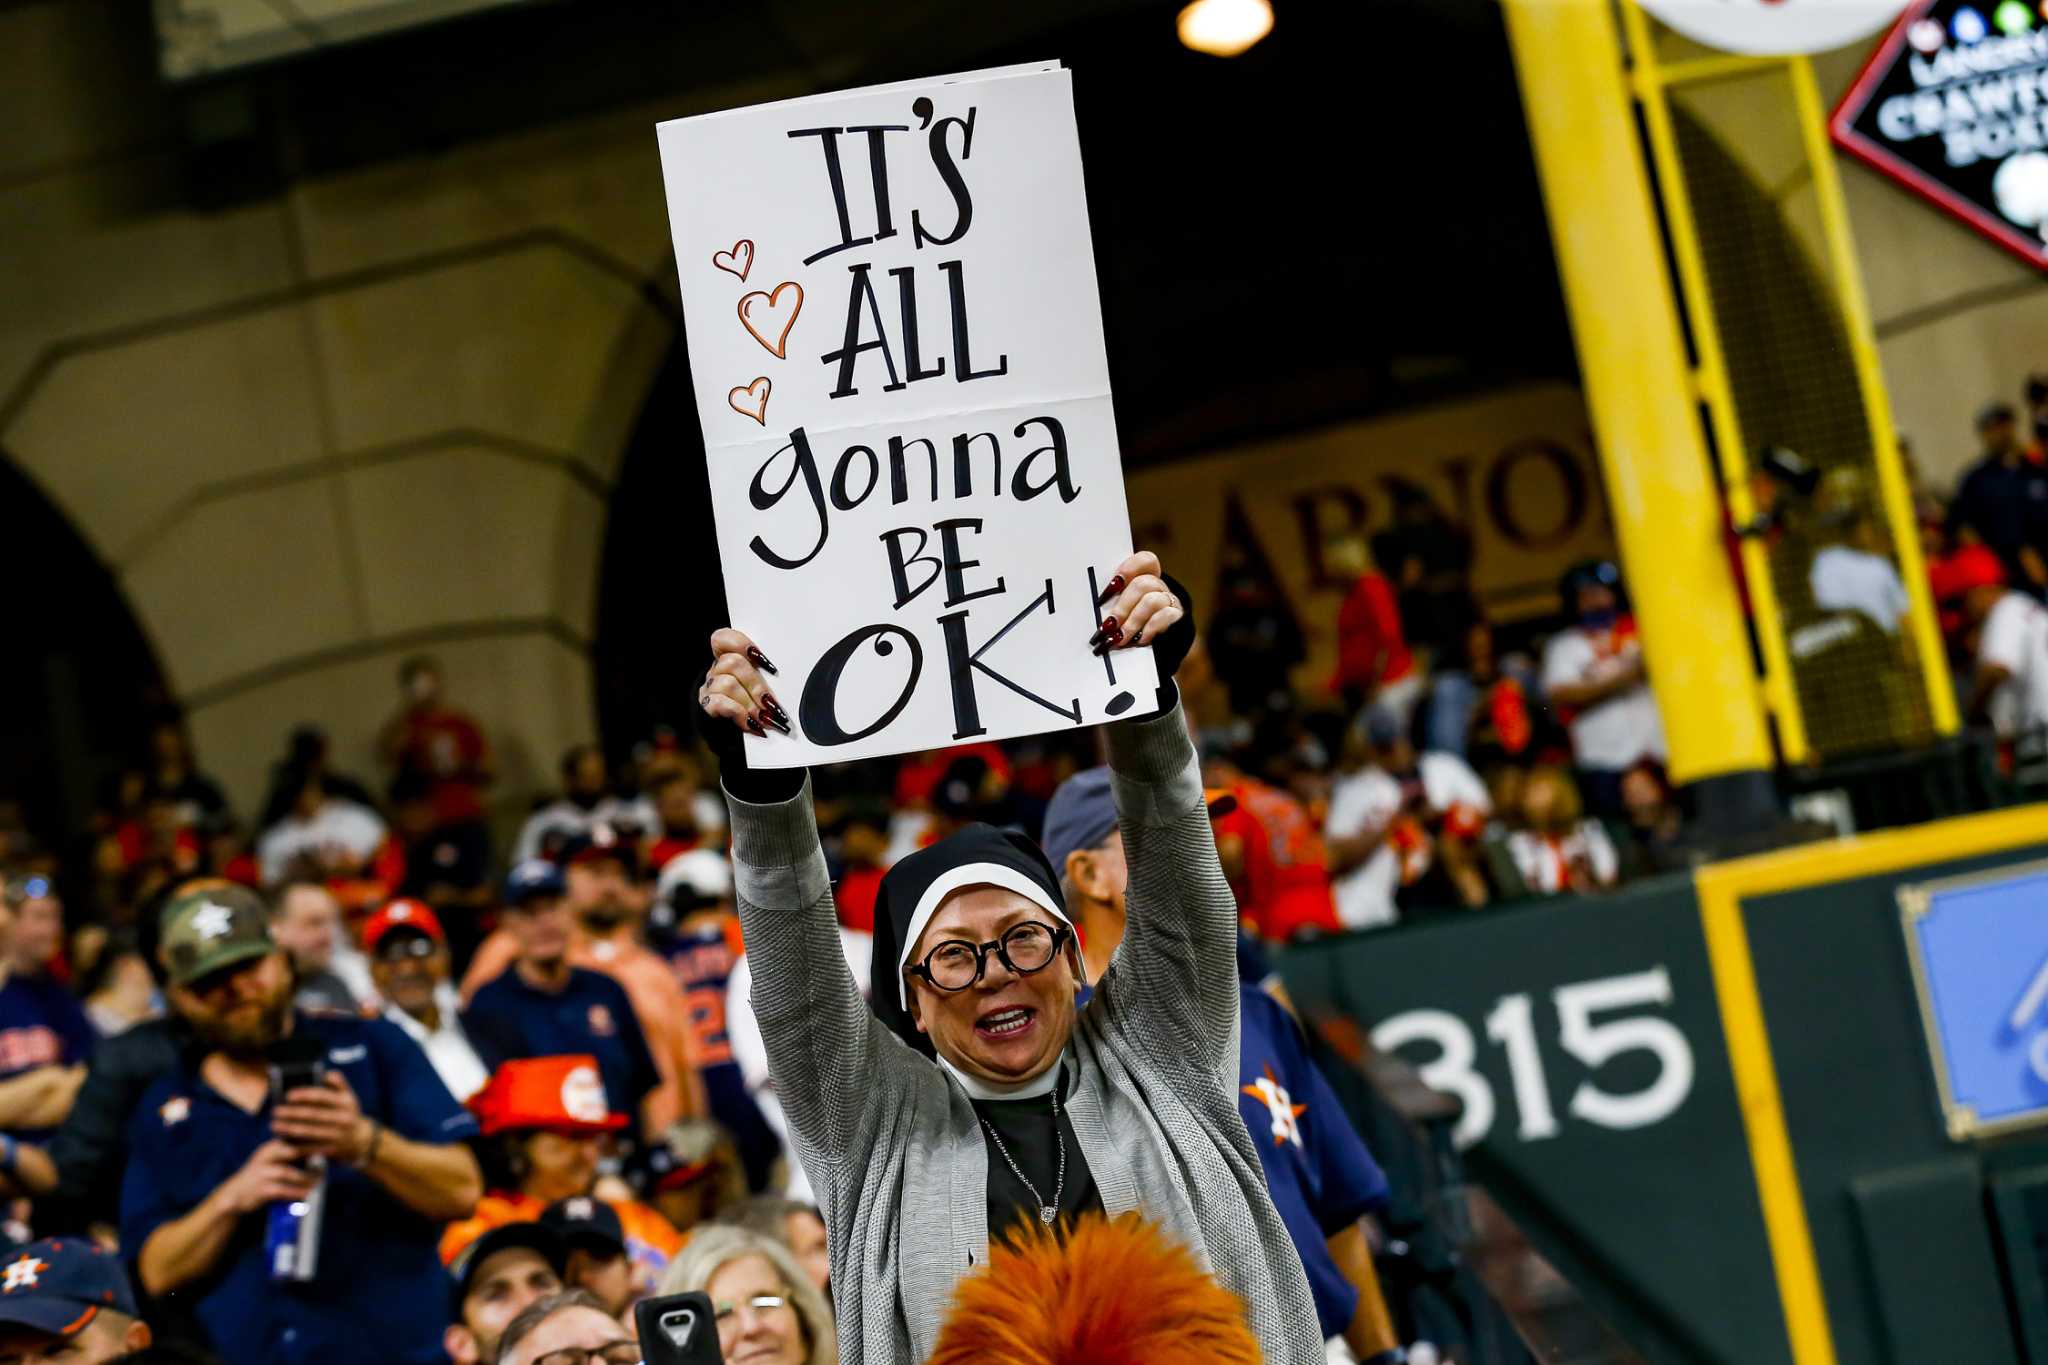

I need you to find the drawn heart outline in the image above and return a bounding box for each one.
[728,377,771,425]
[738,282,804,360]
[712,240,754,282]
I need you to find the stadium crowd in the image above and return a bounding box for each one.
[0,376,2040,1364]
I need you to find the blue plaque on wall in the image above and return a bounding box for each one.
[1900,859,2048,1140]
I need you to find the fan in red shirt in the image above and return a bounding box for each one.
[1203,756,1341,944]
[379,656,493,827]
[1325,534,1420,722]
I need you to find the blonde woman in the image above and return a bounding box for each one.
[658,1225,837,1365]
[1506,765,1619,895]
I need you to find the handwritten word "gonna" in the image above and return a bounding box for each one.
[745,417,1083,570]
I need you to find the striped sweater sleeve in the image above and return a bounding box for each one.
[1103,700,1242,1087]
[724,776,891,1183]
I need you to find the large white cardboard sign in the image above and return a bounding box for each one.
[656,64,1156,766]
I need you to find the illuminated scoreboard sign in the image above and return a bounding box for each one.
[1831,0,2048,272]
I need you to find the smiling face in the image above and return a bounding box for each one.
[708,1254,807,1365]
[369,931,446,1020]
[905,885,1079,1086]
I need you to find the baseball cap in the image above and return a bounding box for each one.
[1932,544,2007,599]
[655,849,733,914]
[446,1222,566,1314]
[362,898,445,955]
[539,1196,626,1260]
[1041,767,1118,877]
[158,884,273,987]
[556,823,637,874]
[1978,400,2017,429]
[504,859,567,906]
[467,1056,628,1138]
[0,1238,138,1338]
[644,1118,726,1194]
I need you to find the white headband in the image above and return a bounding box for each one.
[896,861,1070,1010]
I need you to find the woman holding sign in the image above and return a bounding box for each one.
[698,551,1322,1364]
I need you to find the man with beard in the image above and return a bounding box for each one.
[119,885,483,1365]
[464,830,701,1127]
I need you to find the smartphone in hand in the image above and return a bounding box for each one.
[634,1291,721,1365]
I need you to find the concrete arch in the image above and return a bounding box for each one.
[4,222,676,823]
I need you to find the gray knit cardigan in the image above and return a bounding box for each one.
[726,701,1323,1364]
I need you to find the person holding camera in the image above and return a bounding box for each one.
[696,552,1322,1365]
[119,884,483,1365]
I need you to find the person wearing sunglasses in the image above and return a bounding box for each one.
[696,551,1321,1365]
[493,1289,640,1365]
[364,899,487,1103]
[658,1225,836,1365]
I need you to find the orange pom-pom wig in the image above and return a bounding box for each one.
[926,1212,1264,1365]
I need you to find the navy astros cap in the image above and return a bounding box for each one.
[1041,767,1118,878]
[0,1238,138,1338]
[504,858,567,905]
[447,1222,567,1318]
[540,1195,626,1258]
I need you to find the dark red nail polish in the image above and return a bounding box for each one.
[1096,575,1125,606]
[747,646,779,675]
[762,693,789,721]
[746,716,767,737]
[764,711,792,734]
[1088,615,1120,647]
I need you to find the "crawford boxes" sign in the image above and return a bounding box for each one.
[1831,0,2048,271]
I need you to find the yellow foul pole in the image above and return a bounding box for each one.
[1501,0,1772,784]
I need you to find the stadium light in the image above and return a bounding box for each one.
[1176,0,1273,57]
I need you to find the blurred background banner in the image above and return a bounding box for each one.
[1127,384,1612,693]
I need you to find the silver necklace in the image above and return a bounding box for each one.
[981,1086,1066,1226]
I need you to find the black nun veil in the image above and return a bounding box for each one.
[866,822,1073,1059]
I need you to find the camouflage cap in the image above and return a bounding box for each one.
[159,884,274,987]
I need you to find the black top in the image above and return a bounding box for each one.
[45,1016,186,1228]
[1948,452,2048,581]
[972,1068,1103,1246]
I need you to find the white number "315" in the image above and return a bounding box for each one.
[1369,966,1696,1149]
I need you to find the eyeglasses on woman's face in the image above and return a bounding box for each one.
[906,919,1069,993]
[715,1292,795,1336]
[532,1344,640,1365]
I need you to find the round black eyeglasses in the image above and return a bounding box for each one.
[906,920,1070,993]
